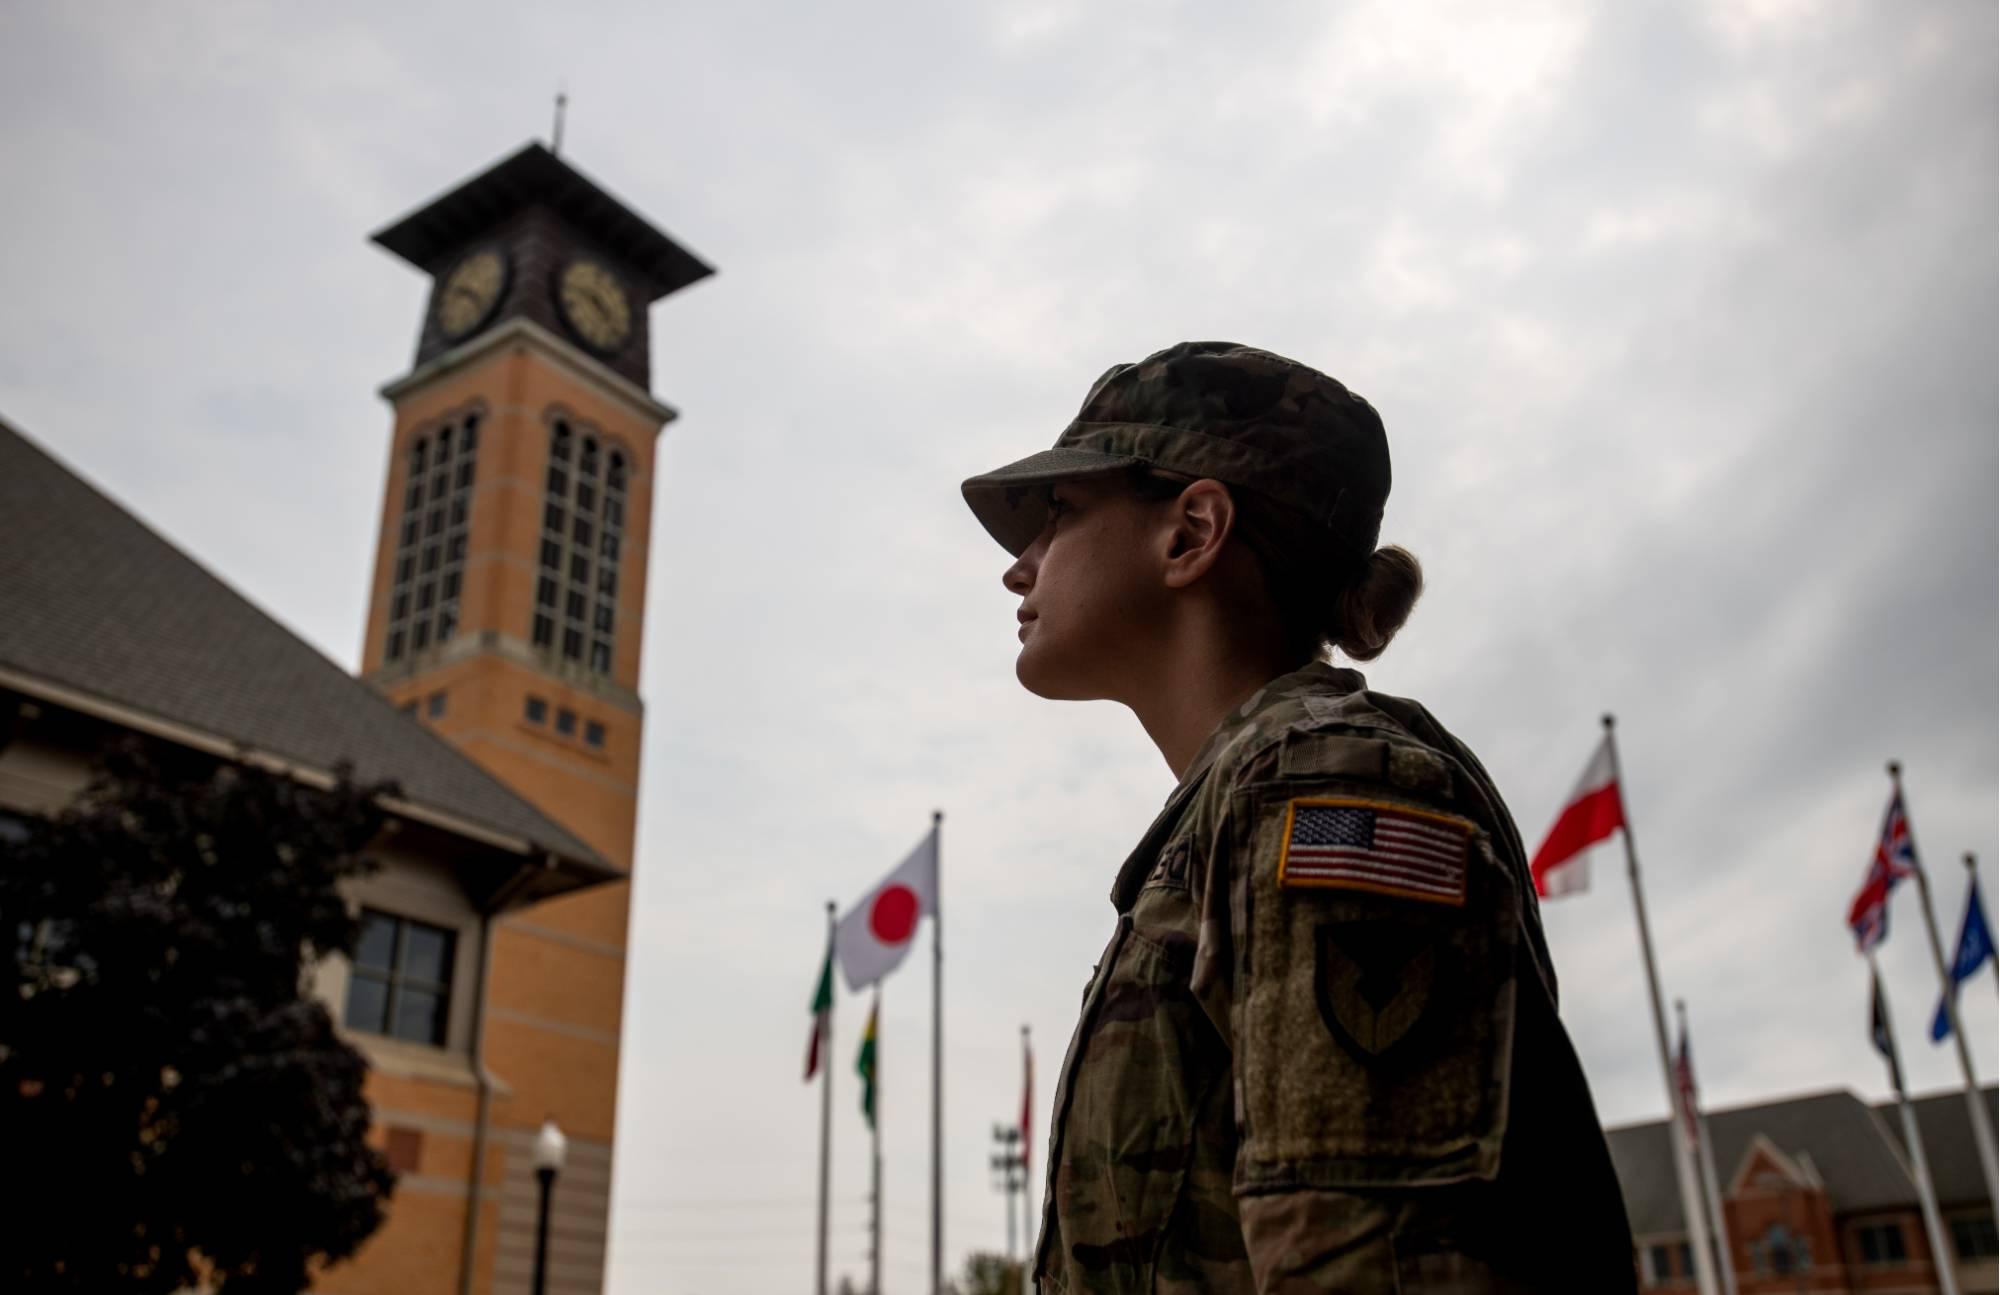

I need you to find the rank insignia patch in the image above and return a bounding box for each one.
[1277,798,1472,906]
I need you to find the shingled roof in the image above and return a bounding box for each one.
[1606,1084,1995,1235]
[1874,1085,1999,1206]
[0,418,611,877]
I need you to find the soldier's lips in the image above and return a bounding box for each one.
[1016,615,1036,641]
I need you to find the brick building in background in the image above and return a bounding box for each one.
[0,140,709,1295]
[1609,1085,1998,1293]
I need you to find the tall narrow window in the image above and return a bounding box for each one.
[537,417,624,675]
[386,410,481,663]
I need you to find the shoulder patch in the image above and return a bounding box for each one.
[1276,797,1472,906]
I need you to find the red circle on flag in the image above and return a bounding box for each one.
[870,884,919,944]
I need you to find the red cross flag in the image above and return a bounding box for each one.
[835,825,939,991]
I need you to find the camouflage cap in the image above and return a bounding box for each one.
[961,340,1391,557]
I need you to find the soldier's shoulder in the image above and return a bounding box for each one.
[1208,679,1465,807]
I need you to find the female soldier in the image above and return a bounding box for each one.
[961,342,1637,1294]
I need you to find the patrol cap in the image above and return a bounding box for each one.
[961,340,1391,558]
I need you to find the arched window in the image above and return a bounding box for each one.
[534,418,624,675]
[385,410,480,664]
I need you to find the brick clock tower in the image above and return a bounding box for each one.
[348,143,710,1293]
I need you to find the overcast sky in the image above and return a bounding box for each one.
[2,1,1995,1291]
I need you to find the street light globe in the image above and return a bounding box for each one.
[534,1117,568,1175]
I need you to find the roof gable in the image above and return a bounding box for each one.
[1608,1088,1924,1234]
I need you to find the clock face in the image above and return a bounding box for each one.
[437,248,508,340]
[557,259,633,353]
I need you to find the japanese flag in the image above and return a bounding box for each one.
[836,826,938,991]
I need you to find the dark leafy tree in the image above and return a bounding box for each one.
[0,738,399,1292]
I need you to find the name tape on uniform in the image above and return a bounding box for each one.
[1276,797,1472,906]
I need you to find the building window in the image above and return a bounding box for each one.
[385,409,481,664]
[1639,1245,1672,1287]
[1952,1214,1998,1260]
[1675,1243,1692,1280]
[1751,1224,1807,1277]
[1855,1221,1908,1265]
[345,910,455,1046]
[426,690,446,718]
[585,720,605,748]
[525,695,548,724]
[536,417,624,676]
[556,708,577,736]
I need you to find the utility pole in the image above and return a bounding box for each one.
[990,1123,1026,1266]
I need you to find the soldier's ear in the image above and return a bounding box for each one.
[1161,479,1235,589]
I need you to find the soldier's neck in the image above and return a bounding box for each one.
[1127,610,1293,782]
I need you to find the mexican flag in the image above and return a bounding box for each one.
[804,945,833,1081]
[856,996,879,1128]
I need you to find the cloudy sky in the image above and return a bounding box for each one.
[2,1,1995,1290]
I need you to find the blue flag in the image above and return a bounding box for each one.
[1930,874,1996,1042]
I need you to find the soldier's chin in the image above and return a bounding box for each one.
[1015,640,1093,701]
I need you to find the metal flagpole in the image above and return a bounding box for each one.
[1602,715,1719,1295]
[1022,1022,1035,1268]
[1890,762,1999,1208]
[1871,956,1961,1295]
[818,901,835,1295]
[872,986,883,1295]
[1678,1000,1738,1295]
[931,809,945,1295]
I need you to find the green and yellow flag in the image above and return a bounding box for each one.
[804,944,833,1081]
[856,995,879,1128]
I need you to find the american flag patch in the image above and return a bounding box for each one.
[1277,798,1472,906]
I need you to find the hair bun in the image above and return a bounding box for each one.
[1331,545,1424,661]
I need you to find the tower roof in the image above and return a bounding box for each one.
[371,142,714,301]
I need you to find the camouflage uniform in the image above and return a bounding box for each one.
[961,343,1637,1292]
[1026,665,1636,1291]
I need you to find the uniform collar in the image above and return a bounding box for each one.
[1109,660,1366,909]
[1176,660,1366,790]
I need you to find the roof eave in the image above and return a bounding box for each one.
[368,141,715,300]
[0,663,619,890]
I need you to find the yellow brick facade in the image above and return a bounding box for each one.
[336,307,671,1291]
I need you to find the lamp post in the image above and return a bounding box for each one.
[532,1117,567,1295]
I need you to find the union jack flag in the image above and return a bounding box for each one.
[1847,791,1917,952]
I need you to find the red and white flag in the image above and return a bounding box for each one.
[835,825,938,991]
[1530,735,1626,898]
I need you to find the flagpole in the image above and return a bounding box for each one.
[1677,1000,1738,1295]
[930,809,944,1295]
[1890,761,1999,1208]
[1602,715,1719,1295]
[872,986,883,1295]
[818,900,835,1295]
[1021,1021,1035,1272]
[1870,955,1962,1295]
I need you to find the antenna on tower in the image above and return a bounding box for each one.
[552,85,569,155]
